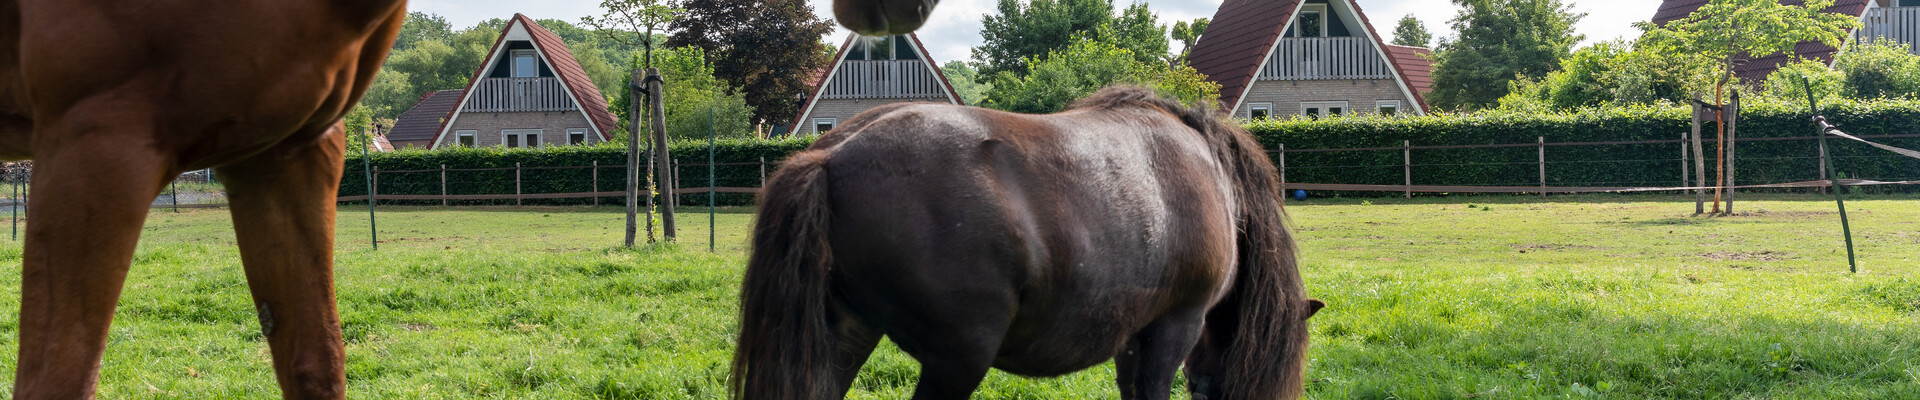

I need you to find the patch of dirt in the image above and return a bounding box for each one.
[399,323,435,332]
[1699,251,1793,261]
[1512,244,1601,253]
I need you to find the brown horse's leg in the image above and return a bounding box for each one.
[215,124,347,400]
[13,124,172,399]
[1121,312,1207,400]
[825,300,882,397]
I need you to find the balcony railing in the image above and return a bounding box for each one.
[464,77,577,112]
[1259,36,1393,81]
[1859,7,1920,54]
[821,60,947,99]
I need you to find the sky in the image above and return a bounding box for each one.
[410,0,1668,63]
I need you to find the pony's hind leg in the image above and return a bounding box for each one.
[215,124,347,400]
[13,112,173,399]
[1117,311,1208,400]
[825,301,883,397]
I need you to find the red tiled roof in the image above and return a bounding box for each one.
[1650,0,1870,83]
[1188,0,1302,111]
[390,89,464,142]
[433,14,618,147]
[1385,45,1434,96]
[1348,0,1429,113]
[789,33,961,130]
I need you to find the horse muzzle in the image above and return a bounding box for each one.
[835,0,938,35]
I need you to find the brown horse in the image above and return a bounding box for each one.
[732,87,1323,400]
[0,1,406,398]
[834,0,938,35]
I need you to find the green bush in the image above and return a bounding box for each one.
[343,137,812,206]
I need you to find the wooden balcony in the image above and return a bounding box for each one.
[464,77,577,112]
[1859,7,1920,54]
[821,60,946,99]
[1259,36,1393,81]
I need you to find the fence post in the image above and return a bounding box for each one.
[1277,144,1286,193]
[1727,91,1738,213]
[1537,137,1546,198]
[1403,140,1411,199]
[440,164,448,207]
[10,163,17,240]
[759,157,766,187]
[1681,128,1690,189]
[592,160,600,207]
[370,165,379,250]
[170,179,179,212]
[515,162,523,206]
[1691,101,1708,214]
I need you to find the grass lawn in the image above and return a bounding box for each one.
[0,193,1916,398]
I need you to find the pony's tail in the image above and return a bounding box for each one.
[730,151,838,400]
[1195,110,1323,400]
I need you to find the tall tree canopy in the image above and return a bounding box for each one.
[942,61,992,105]
[1636,0,1856,103]
[667,0,834,126]
[971,0,1169,76]
[981,36,1218,114]
[1170,18,1209,63]
[1426,0,1584,111]
[1391,15,1432,48]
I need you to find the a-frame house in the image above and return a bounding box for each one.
[1189,0,1433,119]
[413,14,617,150]
[790,33,962,135]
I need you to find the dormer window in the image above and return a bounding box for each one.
[512,50,539,78]
[845,35,920,61]
[1295,5,1326,38]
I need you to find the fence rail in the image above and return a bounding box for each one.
[1260,36,1393,80]
[463,77,576,112]
[821,60,946,99]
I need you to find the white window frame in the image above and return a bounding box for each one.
[1295,5,1328,38]
[814,118,837,134]
[502,129,543,148]
[1375,100,1401,116]
[1249,103,1274,120]
[511,50,539,78]
[455,130,478,147]
[567,128,588,145]
[1301,101,1349,119]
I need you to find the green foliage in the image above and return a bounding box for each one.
[1636,0,1858,98]
[1762,59,1846,104]
[342,138,812,206]
[392,12,453,52]
[667,0,834,125]
[1833,39,1920,100]
[980,38,1219,113]
[1428,0,1586,111]
[1170,18,1209,63]
[971,0,1169,76]
[1497,41,1715,111]
[610,47,757,141]
[1245,99,1920,191]
[1391,15,1432,48]
[941,61,992,105]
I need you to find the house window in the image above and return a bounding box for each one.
[511,50,539,78]
[1376,100,1401,116]
[1249,103,1273,120]
[1301,101,1348,119]
[568,128,588,145]
[1294,6,1326,38]
[814,118,837,134]
[502,129,542,148]
[456,130,477,147]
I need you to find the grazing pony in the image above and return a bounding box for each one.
[732,87,1323,400]
[0,1,406,398]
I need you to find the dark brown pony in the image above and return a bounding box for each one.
[732,87,1323,400]
[834,0,938,35]
[0,1,406,398]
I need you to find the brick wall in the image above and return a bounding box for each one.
[1233,79,1417,118]
[437,111,600,149]
[794,96,951,135]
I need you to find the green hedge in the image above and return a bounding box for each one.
[1245,99,1920,193]
[343,98,1920,205]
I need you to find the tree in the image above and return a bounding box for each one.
[1427,0,1585,111]
[668,0,834,127]
[942,61,992,105]
[1637,0,1856,212]
[1833,39,1920,99]
[1170,18,1209,63]
[971,0,1167,76]
[1391,15,1431,48]
[981,38,1218,114]
[581,0,683,68]
[393,12,453,52]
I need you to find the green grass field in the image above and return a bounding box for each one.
[0,193,1916,399]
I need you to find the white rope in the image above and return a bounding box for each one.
[1827,128,1920,160]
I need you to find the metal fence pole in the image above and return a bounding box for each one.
[708,108,716,253]
[1804,78,1856,273]
[369,165,379,250]
[759,157,766,187]
[440,164,448,207]
[592,160,600,207]
[1691,101,1708,214]
[1403,140,1411,199]
[1727,91,1739,213]
[1537,137,1546,198]
[11,163,18,240]
[1681,129,1690,188]
[1277,144,1286,193]
[515,162,523,206]
[170,179,179,213]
